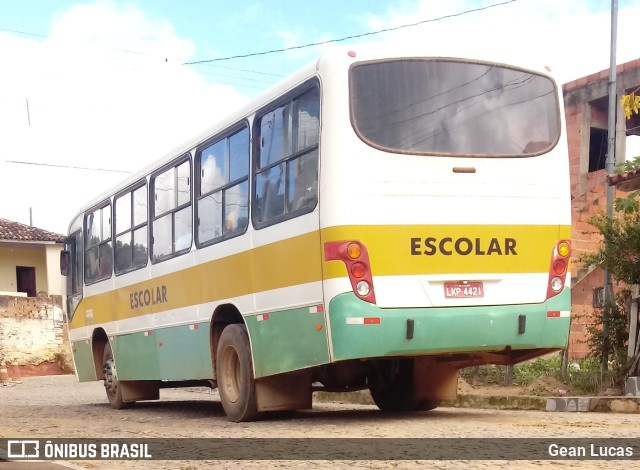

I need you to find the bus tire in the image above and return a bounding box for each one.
[102,343,130,410]
[416,400,441,411]
[216,324,260,422]
[369,360,420,412]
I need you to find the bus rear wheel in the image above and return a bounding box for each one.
[102,343,130,409]
[216,324,260,422]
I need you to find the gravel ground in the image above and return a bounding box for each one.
[1,375,639,469]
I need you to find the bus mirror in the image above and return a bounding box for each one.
[60,250,70,276]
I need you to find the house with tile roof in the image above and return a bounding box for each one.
[0,218,72,369]
[0,218,65,297]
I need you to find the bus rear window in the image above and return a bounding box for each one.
[349,59,560,156]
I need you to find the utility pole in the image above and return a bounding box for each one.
[603,0,618,370]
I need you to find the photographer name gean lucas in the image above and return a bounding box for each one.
[548,444,633,458]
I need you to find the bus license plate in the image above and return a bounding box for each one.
[444,282,484,298]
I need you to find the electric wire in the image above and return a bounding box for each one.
[1,160,131,174]
[184,0,519,65]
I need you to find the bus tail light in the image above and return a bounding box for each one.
[546,240,571,300]
[325,241,376,304]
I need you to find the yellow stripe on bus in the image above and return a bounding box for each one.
[72,231,322,328]
[70,224,570,329]
[322,224,571,277]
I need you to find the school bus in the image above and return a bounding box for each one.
[61,45,572,421]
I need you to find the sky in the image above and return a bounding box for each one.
[1,0,640,235]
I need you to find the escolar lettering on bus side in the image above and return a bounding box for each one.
[129,286,168,309]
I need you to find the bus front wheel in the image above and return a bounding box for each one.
[102,343,130,409]
[216,324,260,422]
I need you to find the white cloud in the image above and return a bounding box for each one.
[363,0,639,85]
[2,0,640,234]
[0,0,249,234]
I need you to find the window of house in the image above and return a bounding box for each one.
[589,127,607,172]
[151,157,192,261]
[84,203,113,283]
[16,266,36,297]
[196,125,250,245]
[114,183,148,274]
[253,84,320,227]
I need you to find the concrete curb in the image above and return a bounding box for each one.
[313,390,640,413]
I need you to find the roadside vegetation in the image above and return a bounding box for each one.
[461,93,640,397]
[460,354,623,396]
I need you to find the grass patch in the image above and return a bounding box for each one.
[460,355,619,395]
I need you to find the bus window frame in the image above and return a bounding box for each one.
[149,153,193,264]
[83,200,113,286]
[194,120,251,249]
[64,228,83,320]
[251,78,321,230]
[348,58,562,158]
[113,178,149,276]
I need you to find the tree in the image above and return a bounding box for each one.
[582,197,640,286]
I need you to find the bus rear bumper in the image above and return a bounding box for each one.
[328,289,571,365]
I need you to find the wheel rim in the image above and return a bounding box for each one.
[103,356,118,398]
[221,345,241,403]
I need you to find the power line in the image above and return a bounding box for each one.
[0,26,47,38]
[184,0,519,65]
[0,25,281,80]
[1,159,131,174]
[200,63,283,78]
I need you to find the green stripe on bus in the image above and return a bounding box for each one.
[73,309,329,382]
[328,290,571,361]
[112,324,214,381]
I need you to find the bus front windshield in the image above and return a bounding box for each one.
[349,59,560,157]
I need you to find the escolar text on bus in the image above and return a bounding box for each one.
[129,286,168,310]
[410,237,517,256]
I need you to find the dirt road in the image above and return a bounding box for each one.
[1,375,639,469]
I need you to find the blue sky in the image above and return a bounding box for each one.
[1,0,640,233]
[1,0,397,94]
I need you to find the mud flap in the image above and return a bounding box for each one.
[255,370,312,412]
[413,357,459,402]
[120,381,160,402]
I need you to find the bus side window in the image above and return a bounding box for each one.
[84,203,112,284]
[196,125,249,246]
[261,165,285,220]
[151,157,192,262]
[290,149,318,211]
[254,82,319,227]
[114,182,148,275]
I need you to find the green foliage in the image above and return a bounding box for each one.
[580,205,640,286]
[562,357,604,394]
[461,358,562,387]
[615,155,640,173]
[460,355,627,395]
[582,289,630,371]
[579,198,638,384]
[615,192,640,214]
[582,289,635,388]
[513,356,561,385]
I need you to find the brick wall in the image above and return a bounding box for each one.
[564,67,637,359]
[0,295,69,365]
[568,269,605,359]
